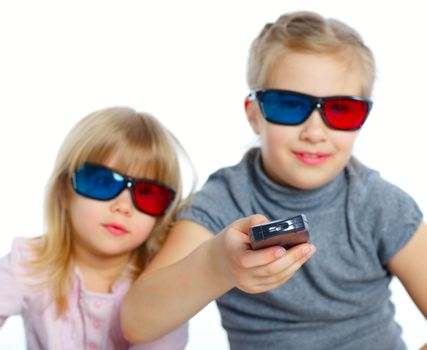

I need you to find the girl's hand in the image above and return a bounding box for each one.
[211,214,316,293]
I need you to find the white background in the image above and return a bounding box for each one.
[0,1,426,349]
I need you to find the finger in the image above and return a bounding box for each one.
[251,243,316,277]
[245,276,294,293]
[242,245,316,292]
[236,245,316,294]
[239,245,287,268]
[252,264,300,289]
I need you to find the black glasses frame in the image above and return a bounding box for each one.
[248,89,373,131]
[71,162,176,216]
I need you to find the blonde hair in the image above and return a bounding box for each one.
[28,106,189,315]
[247,11,376,98]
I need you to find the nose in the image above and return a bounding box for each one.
[299,108,328,143]
[110,189,134,216]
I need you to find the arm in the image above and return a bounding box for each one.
[121,215,316,343]
[388,221,427,317]
[0,240,25,327]
[129,322,188,350]
[388,221,427,350]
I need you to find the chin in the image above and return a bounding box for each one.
[289,175,335,190]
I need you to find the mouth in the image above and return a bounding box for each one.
[293,151,331,165]
[102,223,129,236]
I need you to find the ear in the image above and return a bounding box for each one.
[244,97,261,134]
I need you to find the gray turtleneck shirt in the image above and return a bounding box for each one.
[177,148,423,350]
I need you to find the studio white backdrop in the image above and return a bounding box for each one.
[0,1,426,349]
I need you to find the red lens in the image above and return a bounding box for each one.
[133,181,174,216]
[323,99,368,130]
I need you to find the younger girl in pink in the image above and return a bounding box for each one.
[0,107,189,350]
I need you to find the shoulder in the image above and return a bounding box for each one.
[0,237,41,317]
[205,148,256,187]
[348,160,423,263]
[348,160,418,207]
[198,148,259,204]
[348,160,422,219]
[0,237,44,286]
[2,237,36,268]
[178,149,259,234]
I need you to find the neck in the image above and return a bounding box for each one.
[73,246,133,293]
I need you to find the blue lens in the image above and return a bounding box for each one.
[261,91,314,125]
[73,163,125,200]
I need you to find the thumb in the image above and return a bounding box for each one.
[229,214,269,236]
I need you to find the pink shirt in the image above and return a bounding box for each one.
[0,238,188,350]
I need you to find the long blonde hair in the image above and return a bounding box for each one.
[29,106,189,315]
[247,11,376,98]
